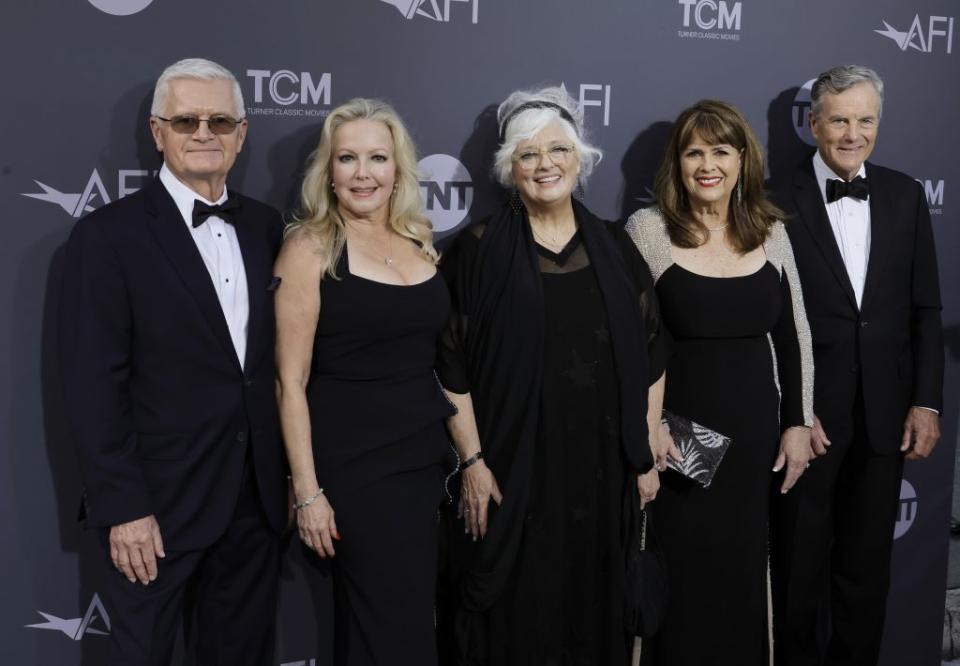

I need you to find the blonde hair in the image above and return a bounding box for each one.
[288,98,438,278]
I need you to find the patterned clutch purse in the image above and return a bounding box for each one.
[660,411,732,488]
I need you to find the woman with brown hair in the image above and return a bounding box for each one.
[625,100,814,665]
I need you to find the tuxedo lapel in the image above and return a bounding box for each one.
[142,179,242,372]
[793,160,859,310]
[859,163,893,313]
[232,207,268,372]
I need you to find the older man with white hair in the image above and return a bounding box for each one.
[60,58,287,665]
[772,64,943,666]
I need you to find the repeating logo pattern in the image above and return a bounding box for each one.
[560,83,613,128]
[920,179,945,216]
[379,0,478,24]
[21,169,156,218]
[791,78,817,146]
[894,479,918,540]
[87,0,154,15]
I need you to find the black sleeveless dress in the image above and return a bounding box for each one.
[307,248,456,666]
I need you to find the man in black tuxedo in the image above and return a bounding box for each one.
[772,65,943,666]
[59,58,287,665]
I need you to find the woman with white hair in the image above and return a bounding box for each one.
[436,86,672,664]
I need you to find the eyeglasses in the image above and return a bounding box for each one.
[154,114,243,135]
[512,144,575,170]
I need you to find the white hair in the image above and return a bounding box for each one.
[493,86,603,189]
[811,65,884,119]
[151,58,245,118]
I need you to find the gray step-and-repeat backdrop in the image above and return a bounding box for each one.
[2,1,957,664]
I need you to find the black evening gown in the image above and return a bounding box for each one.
[442,230,664,665]
[642,262,801,666]
[306,248,456,666]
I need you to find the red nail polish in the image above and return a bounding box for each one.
[334,532,341,541]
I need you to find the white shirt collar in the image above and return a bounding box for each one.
[812,151,867,203]
[158,163,229,228]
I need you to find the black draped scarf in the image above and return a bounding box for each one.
[439,197,654,621]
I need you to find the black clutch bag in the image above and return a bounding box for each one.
[625,507,668,638]
[660,410,732,488]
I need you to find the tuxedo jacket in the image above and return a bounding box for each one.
[774,156,943,453]
[59,177,287,549]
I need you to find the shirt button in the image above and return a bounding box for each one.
[225,278,230,282]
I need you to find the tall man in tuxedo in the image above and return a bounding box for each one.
[772,65,943,666]
[59,58,287,665]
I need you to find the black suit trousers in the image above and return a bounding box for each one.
[84,455,281,666]
[772,388,903,666]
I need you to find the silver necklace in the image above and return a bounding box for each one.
[530,223,572,248]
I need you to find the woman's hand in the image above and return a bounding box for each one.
[651,421,683,472]
[637,468,660,509]
[774,426,814,494]
[296,492,339,558]
[459,460,503,540]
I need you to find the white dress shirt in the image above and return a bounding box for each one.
[159,164,249,369]
[812,151,870,309]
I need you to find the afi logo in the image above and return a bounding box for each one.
[679,0,742,31]
[791,79,817,146]
[380,0,478,24]
[893,480,918,540]
[417,154,473,234]
[560,83,612,127]
[875,15,954,54]
[246,70,331,106]
[87,0,154,15]
[25,593,111,640]
[22,169,155,218]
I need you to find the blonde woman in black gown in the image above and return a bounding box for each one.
[626,100,814,666]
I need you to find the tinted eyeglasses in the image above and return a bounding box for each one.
[154,114,243,135]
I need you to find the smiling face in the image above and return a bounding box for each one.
[330,119,397,222]
[810,81,881,181]
[149,78,246,196]
[510,120,580,210]
[679,130,742,211]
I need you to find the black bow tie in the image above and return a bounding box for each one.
[192,197,240,228]
[826,176,869,203]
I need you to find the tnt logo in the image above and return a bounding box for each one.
[791,79,817,146]
[679,0,742,31]
[893,479,918,540]
[417,154,473,234]
[560,83,612,127]
[25,593,111,640]
[876,15,954,54]
[87,0,154,15]
[21,169,156,218]
[245,70,331,118]
[918,179,944,215]
[380,0,478,24]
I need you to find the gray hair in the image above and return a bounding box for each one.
[151,58,245,119]
[810,65,884,119]
[493,86,603,189]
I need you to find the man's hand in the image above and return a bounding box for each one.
[901,407,941,460]
[109,515,165,585]
[811,415,831,456]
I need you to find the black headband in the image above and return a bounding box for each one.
[497,101,578,144]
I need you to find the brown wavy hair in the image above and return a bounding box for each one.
[654,99,783,253]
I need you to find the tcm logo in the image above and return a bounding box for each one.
[25,593,111,641]
[281,660,317,666]
[875,15,954,54]
[417,154,473,234]
[21,169,156,218]
[245,69,331,118]
[678,0,742,41]
[380,0,478,24]
[560,83,612,128]
[893,479,918,540]
[791,78,817,146]
[918,179,944,215]
[87,0,154,15]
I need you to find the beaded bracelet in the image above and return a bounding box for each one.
[293,488,324,511]
[461,451,484,470]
